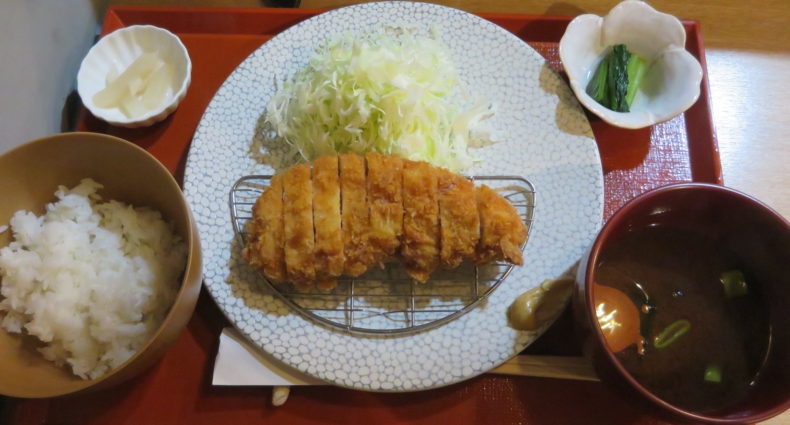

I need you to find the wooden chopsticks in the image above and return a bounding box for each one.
[490,355,599,382]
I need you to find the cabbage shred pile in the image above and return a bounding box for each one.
[264,32,494,172]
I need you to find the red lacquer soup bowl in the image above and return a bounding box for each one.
[575,183,790,424]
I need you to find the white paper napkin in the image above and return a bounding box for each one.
[212,327,325,386]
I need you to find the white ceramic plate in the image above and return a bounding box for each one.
[184,1,603,391]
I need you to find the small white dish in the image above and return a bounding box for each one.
[559,0,703,129]
[77,25,191,128]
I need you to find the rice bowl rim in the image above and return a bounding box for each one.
[0,131,200,395]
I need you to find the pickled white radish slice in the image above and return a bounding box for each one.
[128,76,146,97]
[142,63,173,109]
[93,52,162,108]
[119,87,148,119]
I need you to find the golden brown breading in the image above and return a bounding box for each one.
[474,185,527,266]
[340,154,373,276]
[365,152,403,265]
[437,169,480,269]
[242,174,285,283]
[282,163,315,288]
[243,154,528,290]
[312,155,344,290]
[401,159,440,283]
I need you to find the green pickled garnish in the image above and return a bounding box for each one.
[585,44,647,112]
[704,364,722,383]
[653,319,691,349]
[586,55,609,105]
[720,270,748,298]
[625,54,647,107]
[606,44,631,112]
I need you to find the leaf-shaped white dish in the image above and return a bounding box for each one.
[559,0,703,129]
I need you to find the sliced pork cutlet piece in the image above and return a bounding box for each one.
[282,163,316,289]
[312,155,344,290]
[473,185,527,266]
[401,159,440,283]
[340,154,373,277]
[365,152,403,265]
[243,174,286,283]
[437,169,479,269]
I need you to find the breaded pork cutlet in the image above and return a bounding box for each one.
[282,163,315,288]
[365,152,403,265]
[401,159,440,283]
[473,185,527,266]
[243,154,528,288]
[243,174,285,283]
[437,169,479,269]
[340,154,374,276]
[312,155,344,290]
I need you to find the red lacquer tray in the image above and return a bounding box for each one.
[5,6,720,425]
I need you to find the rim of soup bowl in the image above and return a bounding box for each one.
[582,182,790,424]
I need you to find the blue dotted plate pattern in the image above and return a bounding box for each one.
[184,1,603,391]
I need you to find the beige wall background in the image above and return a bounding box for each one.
[0,0,108,154]
[108,0,266,5]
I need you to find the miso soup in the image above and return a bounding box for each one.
[594,226,771,413]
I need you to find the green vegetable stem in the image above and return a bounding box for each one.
[607,44,631,112]
[626,54,647,107]
[584,44,648,112]
[586,55,609,105]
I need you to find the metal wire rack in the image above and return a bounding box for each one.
[230,174,535,335]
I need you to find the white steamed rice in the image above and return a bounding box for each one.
[0,178,187,379]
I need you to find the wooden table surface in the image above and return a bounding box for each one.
[94,0,790,423]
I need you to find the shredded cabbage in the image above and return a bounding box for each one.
[263,31,494,172]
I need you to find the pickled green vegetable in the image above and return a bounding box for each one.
[607,44,631,112]
[625,54,647,107]
[585,44,647,112]
[586,55,609,105]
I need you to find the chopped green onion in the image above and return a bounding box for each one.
[653,319,691,349]
[586,55,609,105]
[704,364,722,383]
[625,54,647,107]
[720,270,748,298]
